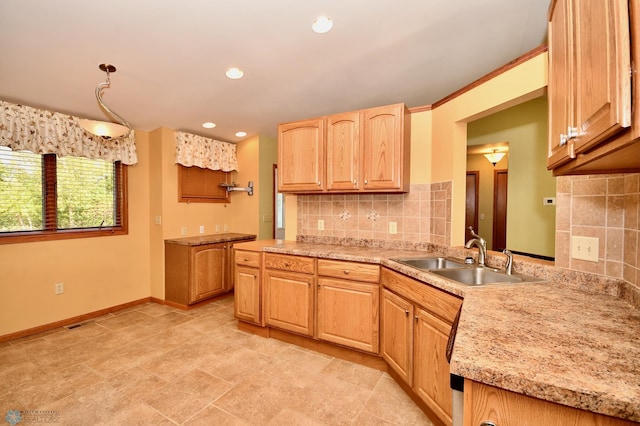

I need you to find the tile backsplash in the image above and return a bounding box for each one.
[555,173,640,290]
[297,182,452,246]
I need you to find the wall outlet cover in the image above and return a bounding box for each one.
[571,236,599,262]
[389,222,398,234]
[317,219,324,231]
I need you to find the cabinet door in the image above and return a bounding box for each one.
[234,265,261,325]
[464,379,637,426]
[316,277,379,353]
[572,0,631,154]
[278,118,325,192]
[548,0,573,168]
[414,307,454,425]
[380,288,414,385]
[362,104,408,191]
[178,165,230,203]
[190,244,226,303]
[264,269,314,336]
[326,111,361,191]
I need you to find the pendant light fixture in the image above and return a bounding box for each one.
[78,63,132,140]
[484,149,506,166]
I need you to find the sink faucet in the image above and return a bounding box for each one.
[503,249,513,275]
[464,226,487,266]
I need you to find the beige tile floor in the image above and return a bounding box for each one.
[0,296,433,425]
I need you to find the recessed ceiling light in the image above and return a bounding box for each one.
[202,122,216,129]
[225,67,244,79]
[235,131,247,137]
[312,16,333,34]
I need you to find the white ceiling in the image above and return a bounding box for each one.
[0,0,549,142]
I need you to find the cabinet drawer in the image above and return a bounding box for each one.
[235,250,261,268]
[318,259,380,283]
[264,253,315,274]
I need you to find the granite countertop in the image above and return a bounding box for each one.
[165,233,256,246]
[233,239,640,422]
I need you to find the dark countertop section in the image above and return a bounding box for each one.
[165,233,256,246]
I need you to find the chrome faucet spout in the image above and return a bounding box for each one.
[465,227,487,266]
[503,249,513,275]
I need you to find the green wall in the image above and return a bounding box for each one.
[467,96,555,258]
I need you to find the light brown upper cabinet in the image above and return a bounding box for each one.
[278,103,410,193]
[548,0,640,175]
[178,165,230,203]
[277,118,325,192]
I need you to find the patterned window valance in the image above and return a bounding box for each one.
[0,99,138,165]
[175,131,239,172]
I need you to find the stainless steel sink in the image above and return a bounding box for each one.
[431,267,543,285]
[390,256,543,286]
[391,257,466,270]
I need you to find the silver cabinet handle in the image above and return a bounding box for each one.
[559,133,568,146]
[364,179,368,185]
[480,422,496,426]
[317,181,321,186]
[353,179,357,185]
[404,310,409,317]
[567,126,578,139]
[343,270,350,275]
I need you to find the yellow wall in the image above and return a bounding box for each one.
[467,96,555,257]
[0,127,270,336]
[0,131,152,336]
[431,52,548,245]
[258,135,278,240]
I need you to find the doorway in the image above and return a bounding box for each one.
[465,171,479,242]
[493,169,508,251]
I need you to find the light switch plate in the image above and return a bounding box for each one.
[389,222,398,234]
[571,236,599,262]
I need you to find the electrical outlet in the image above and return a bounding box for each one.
[571,236,599,262]
[317,220,324,231]
[55,282,64,295]
[154,215,162,225]
[215,225,220,233]
[199,225,205,234]
[389,222,398,234]
[224,224,229,232]
[181,226,187,236]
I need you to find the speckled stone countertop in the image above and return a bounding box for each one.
[165,233,256,246]
[234,239,640,422]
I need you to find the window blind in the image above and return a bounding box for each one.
[0,146,43,232]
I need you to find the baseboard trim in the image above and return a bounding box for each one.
[0,297,152,344]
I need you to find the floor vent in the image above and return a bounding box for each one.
[66,324,82,330]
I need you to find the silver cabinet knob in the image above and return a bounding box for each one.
[480,422,497,426]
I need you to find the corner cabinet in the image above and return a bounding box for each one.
[548,0,640,175]
[278,103,410,194]
[164,234,256,308]
[381,268,463,426]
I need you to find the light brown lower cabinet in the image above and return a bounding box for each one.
[165,242,228,306]
[316,259,380,354]
[264,253,315,337]
[381,268,463,426]
[233,249,262,325]
[464,379,638,426]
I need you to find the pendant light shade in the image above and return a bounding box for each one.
[484,149,506,166]
[79,63,132,140]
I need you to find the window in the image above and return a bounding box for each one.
[0,146,127,244]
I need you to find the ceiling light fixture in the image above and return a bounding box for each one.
[225,67,244,79]
[235,131,247,138]
[312,16,333,34]
[484,149,506,166]
[202,122,216,129]
[78,63,132,140]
